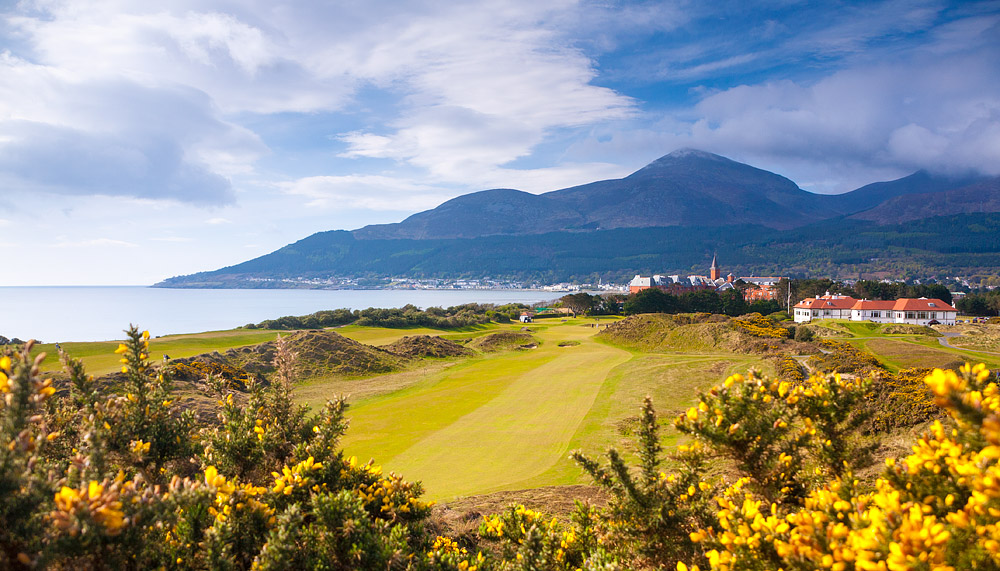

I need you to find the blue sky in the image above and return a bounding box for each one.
[1,0,998,285]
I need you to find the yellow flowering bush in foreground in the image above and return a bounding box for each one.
[3,324,1000,570]
[0,327,463,570]
[667,364,999,571]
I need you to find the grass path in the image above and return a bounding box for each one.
[341,321,632,500]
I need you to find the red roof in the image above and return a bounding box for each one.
[891,298,956,312]
[851,300,896,310]
[794,295,858,310]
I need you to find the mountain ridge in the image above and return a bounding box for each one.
[158,149,1000,285]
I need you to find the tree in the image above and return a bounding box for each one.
[678,290,722,314]
[719,289,747,317]
[624,288,678,315]
[559,293,599,315]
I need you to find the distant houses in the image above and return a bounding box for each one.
[628,255,786,301]
[793,293,957,325]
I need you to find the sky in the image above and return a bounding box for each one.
[0,0,998,285]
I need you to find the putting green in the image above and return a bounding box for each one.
[342,321,632,500]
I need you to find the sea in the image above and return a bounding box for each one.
[0,286,562,343]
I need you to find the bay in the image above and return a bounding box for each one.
[0,287,560,343]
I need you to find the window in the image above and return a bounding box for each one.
[871,311,881,318]
[918,311,927,319]
[906,312,915,319]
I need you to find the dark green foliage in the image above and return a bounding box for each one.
[244,303,531,330]
[719,289,747,317]
[623,289,677,315]
[678,290,723,314]
[558,292,601,315]
[957,292,1000,316]
[852,281,953,305]
[748,299,782,315]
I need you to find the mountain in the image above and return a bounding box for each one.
[849,176,1000,224]
[822,170,982,214]
[157,150,1000,286]
[357,149,832,239]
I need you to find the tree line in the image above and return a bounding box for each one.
[242,303,533,330]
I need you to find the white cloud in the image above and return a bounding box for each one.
[205,217,232,225]
[1,0,635,206]
[280,175,452,211]
[51,237,139,248]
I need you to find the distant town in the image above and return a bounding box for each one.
[243,254,998,297]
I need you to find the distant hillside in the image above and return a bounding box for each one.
[825,170,982,214]
[850,176,1000,224]
[156,213,1000,286]
[158,149,1000,286]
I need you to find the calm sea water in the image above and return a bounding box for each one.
[0,287,560,342]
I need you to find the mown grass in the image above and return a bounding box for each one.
[337,317,771,501]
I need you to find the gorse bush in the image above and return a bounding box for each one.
[808,340,885,376]
[730,313,789,339]
[0,327,455,570]
[2,327,999,569]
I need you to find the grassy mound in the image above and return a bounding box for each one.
[468,331,538,352]
[949,324,1000,352]
[172,330,407,381]
[880,323,941,336]
[381,335,474,358]
[598,313,780,354]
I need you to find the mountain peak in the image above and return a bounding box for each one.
[665,148,727,160]
[629,148,734,177]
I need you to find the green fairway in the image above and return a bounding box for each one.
[339,319,768,501]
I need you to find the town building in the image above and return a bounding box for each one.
[628,255,787,300]
[792,293,858,322]
[794,294,957,325]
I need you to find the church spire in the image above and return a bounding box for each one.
[710,252,720,280]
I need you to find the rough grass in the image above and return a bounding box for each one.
[468,331,538,352]
[175,330,408,381]
[946,324,1000,353]
[859,337,1000,371]
[336,323,499,346]
[380,335,474,358]
[597,313,794,355]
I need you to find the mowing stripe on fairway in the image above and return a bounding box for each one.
[344,336,630,500]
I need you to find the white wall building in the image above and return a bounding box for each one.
[794,295,957,325]
[793,294,857,323]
